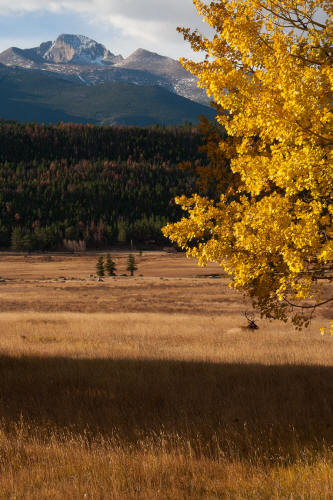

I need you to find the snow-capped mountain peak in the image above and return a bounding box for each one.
[43,34,123,65]
[0,35,209,105]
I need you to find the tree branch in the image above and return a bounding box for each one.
[283,296,333,309]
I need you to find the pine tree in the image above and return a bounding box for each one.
[127,254,137,277]
[105,254,116,276]
[96,256,105,277]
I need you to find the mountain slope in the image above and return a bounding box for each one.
[115,48,188,79]
[115,48,208,104]
[0,47,42,69]
[0,35,209,105]
[0,65,215,126]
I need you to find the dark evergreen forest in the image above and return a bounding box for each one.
[0,121,205,251]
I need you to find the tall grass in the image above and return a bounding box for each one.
[0,312,332,498]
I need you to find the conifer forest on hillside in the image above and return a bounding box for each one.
[0,120,208,250]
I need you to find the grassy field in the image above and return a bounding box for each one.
[0,252,332,499]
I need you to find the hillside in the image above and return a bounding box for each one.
[0,65,214,126]
[0,121,207,250]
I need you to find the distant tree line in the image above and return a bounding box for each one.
[0,121,207,251]
[0,121,205,164]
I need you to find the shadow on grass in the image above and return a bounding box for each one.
[1,355,332,460]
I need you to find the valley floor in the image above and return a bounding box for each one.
[0,252,332,499]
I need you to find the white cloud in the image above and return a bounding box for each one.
[0,0,212,58]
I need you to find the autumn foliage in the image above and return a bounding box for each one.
[163,0,333,326]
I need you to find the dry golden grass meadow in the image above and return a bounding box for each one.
[0,251,332,499]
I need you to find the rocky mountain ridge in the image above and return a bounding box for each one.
[0,34,209,105]
[43,34,123,65]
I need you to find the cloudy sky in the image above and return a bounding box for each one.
[0,0,211,59]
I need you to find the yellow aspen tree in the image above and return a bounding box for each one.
[163,0,333,327]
